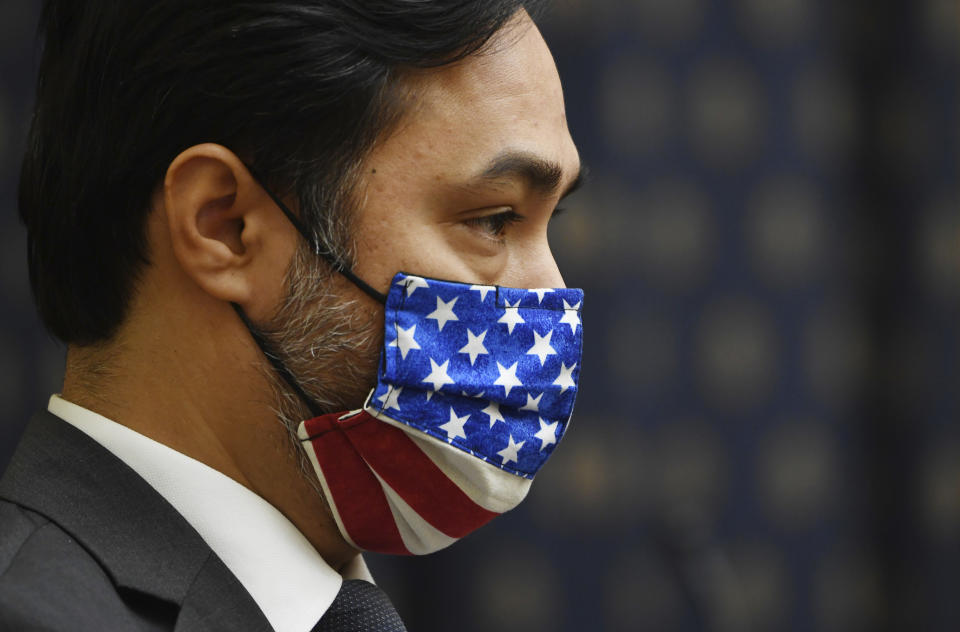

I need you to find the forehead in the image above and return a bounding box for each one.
[373,13,576,180]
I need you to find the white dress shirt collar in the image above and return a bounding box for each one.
[48,394,371,632]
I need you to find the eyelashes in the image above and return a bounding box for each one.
[462,206,566,245]
[463,209,525,238]
[463,206,569,242]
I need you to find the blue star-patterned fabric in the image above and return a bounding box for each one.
[368,272,584,478]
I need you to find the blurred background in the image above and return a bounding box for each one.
[1,1,957,631]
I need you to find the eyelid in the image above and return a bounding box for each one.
[462,207,524,240]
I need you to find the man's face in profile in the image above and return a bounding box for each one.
[266,11,581,417]
[351,12,581,292]
[10,0,584,586]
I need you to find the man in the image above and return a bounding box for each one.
[0,0,583,630]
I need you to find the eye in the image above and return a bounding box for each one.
[464,209,525,238]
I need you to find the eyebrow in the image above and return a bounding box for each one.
[477,150,585,201]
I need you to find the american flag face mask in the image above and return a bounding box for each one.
[297,273,583,555]
[240,175,583,555]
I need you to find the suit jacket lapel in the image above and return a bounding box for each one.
[174,553,275,632]
[0,411,272,632]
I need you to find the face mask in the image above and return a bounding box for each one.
[240,177,584,555]
[297,273,582,554]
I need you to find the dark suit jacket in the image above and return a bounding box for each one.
[0,410,274,631]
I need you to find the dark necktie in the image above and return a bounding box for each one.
[312,579,407,632]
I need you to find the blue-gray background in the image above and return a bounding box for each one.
[1,1,957,631]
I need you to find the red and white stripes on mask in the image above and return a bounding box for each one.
[298,401,532,555]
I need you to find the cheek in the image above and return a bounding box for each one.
[354,206,534,287]
[353,213,453,284]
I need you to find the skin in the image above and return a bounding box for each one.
[62,10,580,570]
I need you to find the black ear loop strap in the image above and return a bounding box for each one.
[247,168,388,305]
[228,168,388,419]
[231,303,326,420]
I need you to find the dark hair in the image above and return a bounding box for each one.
[19,0,545,345]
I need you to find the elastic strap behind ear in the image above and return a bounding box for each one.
[231,302,325,418]
[245,166,388,304]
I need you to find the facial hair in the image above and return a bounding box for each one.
[250,246,383,471]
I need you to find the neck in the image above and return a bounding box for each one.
[61,301,358,571]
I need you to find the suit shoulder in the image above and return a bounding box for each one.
[0,499,159,630]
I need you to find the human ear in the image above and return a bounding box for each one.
[163,143,296,316]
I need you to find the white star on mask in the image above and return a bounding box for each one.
[494,361,523,397]
[534,418,558,451]
[552,362,577,393]
[526,329,557,366]
[498,299,525,334]
[438,407,470,441]
[470,284,495,302]
[529,288,554,303]
[458,329,489,365]
[376,386,403,411]
[403,275,429,296]
[426,296,459,332]
[388,323,421,360]
[559,299,581,334]
[422,358,455,392]
[520,392,543,412]
[497,435,525,466]
[481,401,505,428]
